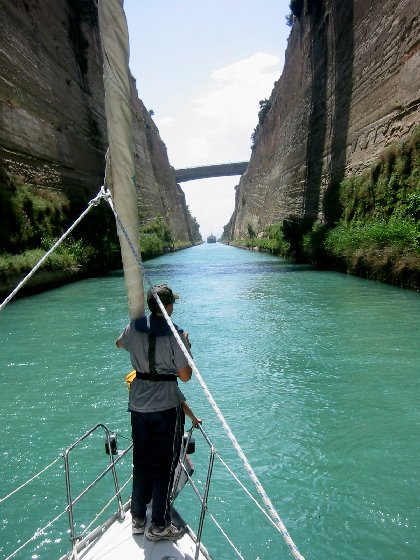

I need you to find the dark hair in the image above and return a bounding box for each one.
[147,285,176,314]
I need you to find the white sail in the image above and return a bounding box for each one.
[98,0,144,319]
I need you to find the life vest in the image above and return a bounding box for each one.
[125,314,182,388]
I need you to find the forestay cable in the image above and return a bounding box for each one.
[103,187,305,560]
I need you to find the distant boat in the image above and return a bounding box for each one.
[207,234,216,243]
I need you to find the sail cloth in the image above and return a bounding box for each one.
[98,0,144,319]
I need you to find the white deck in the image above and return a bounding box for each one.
[67,507,211,560]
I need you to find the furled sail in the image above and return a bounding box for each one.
[98,0,144,319]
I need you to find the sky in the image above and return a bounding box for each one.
[123,0,291,239]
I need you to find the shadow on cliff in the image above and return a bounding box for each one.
[324,0,354,224]
[304,0,354,225]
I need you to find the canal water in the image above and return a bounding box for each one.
[1,243,419,560]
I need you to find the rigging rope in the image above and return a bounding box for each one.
[103,187,305,560]
[206,511,245,560]
[215,451,281,532]
[0,456,61,504]
[4,505,68,560]
[0,189,105,312]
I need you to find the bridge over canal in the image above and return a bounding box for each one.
[174,161,248,183]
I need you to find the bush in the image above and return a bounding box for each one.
[140,216,173,246]
[236,219,299,257]
[139,232,163,258]
[0,179,70,253]
[0,169,121,280]
[257,99,271,126]
[251,99,272,148]
[406,190,420,221]
[318,127,420,262]
[290,0,304,18]
[138,216,176,259]
[285,12,295,27]
[0,237,97,281]
[339,127,420,225]
[325,219,419,257]
[247,223,256,239]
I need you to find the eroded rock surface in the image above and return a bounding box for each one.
[230,0,419,238]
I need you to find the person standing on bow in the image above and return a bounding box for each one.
[116,284,193,542]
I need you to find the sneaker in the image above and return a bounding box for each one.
[146,522,185,542]
[132,516,146,534]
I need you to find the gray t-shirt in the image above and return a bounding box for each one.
[117,319,190,412]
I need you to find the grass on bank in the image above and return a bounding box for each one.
[308,127,420,285]
[0,171,121,282]
[0,239,97,280]
[0,211,190,283]
[232,127,420,288]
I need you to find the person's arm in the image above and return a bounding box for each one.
[182,401,202,427]
[173,331,192,381]
[116,323,130,350]
[178,365,192,382]
[183,331,191,349]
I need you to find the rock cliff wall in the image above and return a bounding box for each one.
[0,0,196,246]
[230,0,419,238]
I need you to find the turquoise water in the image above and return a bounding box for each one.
[1,243,419,559]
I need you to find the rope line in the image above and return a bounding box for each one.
[0,456,61,504]
[4,506,68,560]
[215,451,280,532]
[0,189,105,312]
[206,511,245,560]
[103,188,305,560]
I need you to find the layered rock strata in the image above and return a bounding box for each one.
[0,0,196,246]
[230,0,419,238]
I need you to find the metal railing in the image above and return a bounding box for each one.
[62,424,133,559]
[172,425,216,560]
[63,423,215,560]
[2,422,245,560]
[63,423,244,560]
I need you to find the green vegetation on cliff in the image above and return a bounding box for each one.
[305,127,420,288]
[0,169,121,286]
[251,99,272,148]
[0,167,194,295]
[231,216,311,263]
[139,216,183,257]
[188,213,202,244]
[231,127,420,289]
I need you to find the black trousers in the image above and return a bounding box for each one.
[131,405,184,527]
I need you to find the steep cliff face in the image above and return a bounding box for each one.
[131,88,194,242]
[230,0,419,238]
[0,0,196,247]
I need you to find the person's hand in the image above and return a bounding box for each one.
[191,416,202,427]
[184,331,192,348]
